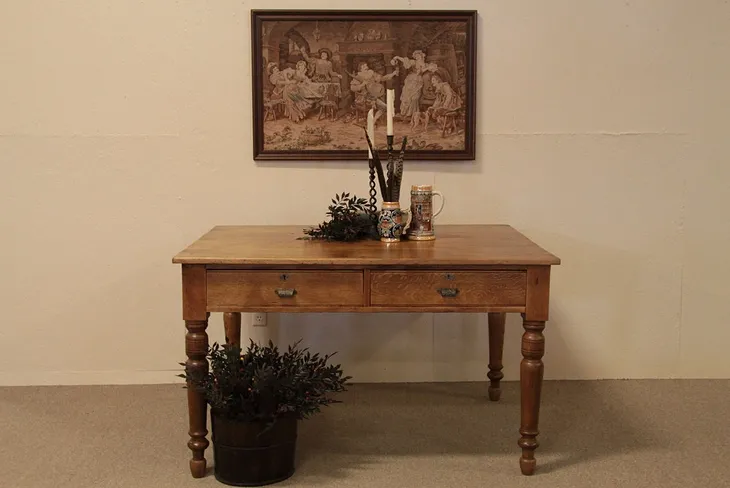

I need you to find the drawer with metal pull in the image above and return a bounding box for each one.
[369,271,527,307]
[206,270,364,308]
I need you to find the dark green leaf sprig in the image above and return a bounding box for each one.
[301,192,377,242]
[179,340,352,421]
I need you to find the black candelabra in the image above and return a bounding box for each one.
[365,131,407,212]
[368,161,377,218]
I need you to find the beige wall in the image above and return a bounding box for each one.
[1,1,728,385]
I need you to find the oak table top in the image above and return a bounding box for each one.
[172,224,560,266]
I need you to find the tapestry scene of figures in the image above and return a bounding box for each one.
[252,12,477,160]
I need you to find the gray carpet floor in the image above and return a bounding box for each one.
[1,380,728,488]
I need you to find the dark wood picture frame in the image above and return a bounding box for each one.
[251,10,477,161]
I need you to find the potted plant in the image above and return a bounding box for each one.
[180,340,351,486]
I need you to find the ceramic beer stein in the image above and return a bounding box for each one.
[378,201,412,243]
[408,185,445,240]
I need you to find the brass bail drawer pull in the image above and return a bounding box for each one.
[275,288,297,298]
[437,288,459,298]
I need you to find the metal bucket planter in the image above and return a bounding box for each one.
[211,411,297,486]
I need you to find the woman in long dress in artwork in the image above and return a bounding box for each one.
[268,64,296,119]
[283,61,322,122]
[390,50,429,121]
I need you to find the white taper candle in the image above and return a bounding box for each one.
[386,89,394,136]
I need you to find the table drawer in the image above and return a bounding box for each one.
[370,271,526,307]
[207,270,364,308]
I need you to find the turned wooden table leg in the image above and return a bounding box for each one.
[185,317,209,478]
[519,318,545,475]
[487,312,506,401]
[224,312,242,346]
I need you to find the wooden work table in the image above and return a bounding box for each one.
[173,225,560,476]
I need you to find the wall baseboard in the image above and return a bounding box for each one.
[0,370,186,386]
[1,370,724,386]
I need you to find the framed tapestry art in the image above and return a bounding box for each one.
[251,10,477,161]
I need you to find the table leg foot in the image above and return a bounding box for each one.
[519,454,537,476]
[487,312,505,402]
[519,319,545,475]
[189,457,207,478]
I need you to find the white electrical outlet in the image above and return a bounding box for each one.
[253,313,267,326]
